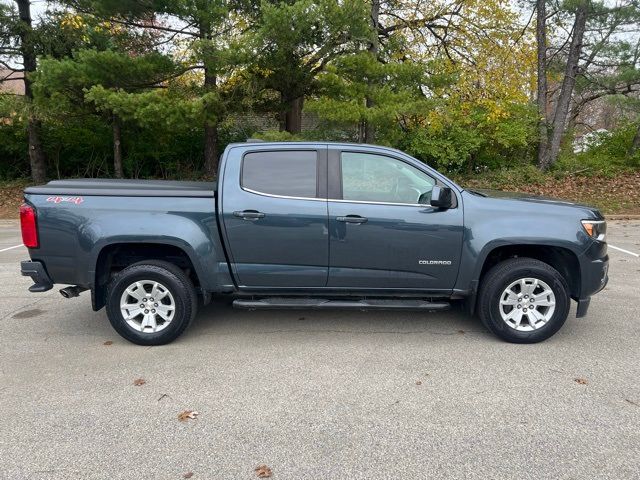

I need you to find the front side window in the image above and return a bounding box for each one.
[242,151,317,198]
[341,152,435,204]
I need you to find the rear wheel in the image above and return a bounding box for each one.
[478,258,570,343]
[105,261,197,345]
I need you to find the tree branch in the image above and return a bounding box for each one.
[109,17,200,37]
[0,59,23,71]
[0,71,24,82]
[378,11,458,36]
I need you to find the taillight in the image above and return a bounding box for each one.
[20,204,39,248]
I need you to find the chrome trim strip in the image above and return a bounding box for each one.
[328,198,425,207]
[242,187,325,202]
[242,187,427,207]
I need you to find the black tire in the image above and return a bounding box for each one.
[477,257,570,344]
[105,260,198,345]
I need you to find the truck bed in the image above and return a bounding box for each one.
[25,179,216,197]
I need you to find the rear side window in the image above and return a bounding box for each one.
[242,151,317,198]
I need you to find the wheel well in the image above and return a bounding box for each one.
[93,243,200,311]
[479,245,580,300]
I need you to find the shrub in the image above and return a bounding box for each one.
[556,123,640,177]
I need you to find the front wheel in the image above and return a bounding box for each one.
[477,258,571,343]
[105,261,198,345]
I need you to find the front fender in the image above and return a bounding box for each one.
[455,195,592,294]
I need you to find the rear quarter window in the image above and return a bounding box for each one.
[241,151,317,198]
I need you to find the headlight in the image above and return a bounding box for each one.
[581,220,606,241]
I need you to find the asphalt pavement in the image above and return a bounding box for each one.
[0,219,639,480]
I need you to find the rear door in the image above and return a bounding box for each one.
[220,146,329,288]
[327,148,463,291]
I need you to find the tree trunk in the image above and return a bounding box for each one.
[543,2,589,170]
[16,0,47,183]
[200,21,219,178]
[566,101,579,134]
[536,0,549,169]
[364,0,380,144]
[629,122,640,156]
[284,96,304,134]
[204,122,219,177]
[112,115,123,178]
[202,65,218,177]
[27,119,46,183]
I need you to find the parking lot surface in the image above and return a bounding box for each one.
[1,219,639,480]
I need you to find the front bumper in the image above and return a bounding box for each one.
[21,260,53,292]
[582,255,609,297]
[576,250,609,318]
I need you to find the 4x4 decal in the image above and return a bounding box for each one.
[46,196,84,205]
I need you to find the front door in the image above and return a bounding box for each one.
[221,147,328,288]
[327,150,463,291]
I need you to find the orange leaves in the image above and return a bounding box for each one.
[178,410,199,422]
[254,465,272,478]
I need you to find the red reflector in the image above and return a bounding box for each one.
[20,204,39,248]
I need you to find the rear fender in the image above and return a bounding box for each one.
[87,213,223,292]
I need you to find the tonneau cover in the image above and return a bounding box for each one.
[24,178,216,198]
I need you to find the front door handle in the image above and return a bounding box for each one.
[233,210,265,220]
[336,215,368,224]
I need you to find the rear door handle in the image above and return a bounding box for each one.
[233,210,265,220]
[336,215,368,224]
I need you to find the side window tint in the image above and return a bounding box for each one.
[242,151,317,198]
[341,152,435,204]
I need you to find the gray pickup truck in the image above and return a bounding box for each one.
[20,141,609,345]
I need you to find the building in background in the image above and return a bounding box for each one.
[0,69,25,95]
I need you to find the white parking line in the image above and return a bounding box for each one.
[609,244,640,257]
[0,244,24,253]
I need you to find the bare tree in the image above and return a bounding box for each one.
[539,1,589,170]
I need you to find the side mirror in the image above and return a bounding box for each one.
[429,186,453,209]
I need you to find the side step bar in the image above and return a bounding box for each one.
[233,298,450,311]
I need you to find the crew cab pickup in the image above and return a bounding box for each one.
[20,142,609,345]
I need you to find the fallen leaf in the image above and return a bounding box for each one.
[133,378,146,386]
[178,410,199,422]
[255,465,272,478]
[183,472,194,479]
[574,378,588,385]
[103,341,113,346]
[415,380,422,385]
